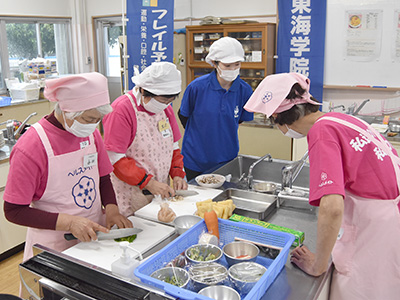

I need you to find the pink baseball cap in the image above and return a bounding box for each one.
[44,72,110,112]
[244,73,321,117]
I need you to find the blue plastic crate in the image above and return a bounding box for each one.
[0,96,12,107]
[135,218,295,300]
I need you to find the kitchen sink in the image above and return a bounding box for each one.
[213,188,277,220]
[212,154,310,190]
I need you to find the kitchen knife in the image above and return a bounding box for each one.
[174,190,199,197]
[64,227,143,241]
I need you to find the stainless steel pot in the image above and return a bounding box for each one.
[389,123,400,133]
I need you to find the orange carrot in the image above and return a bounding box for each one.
[204,210,219,239]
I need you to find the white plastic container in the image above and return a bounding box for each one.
[111,241,140,279]
[10,87,40,101]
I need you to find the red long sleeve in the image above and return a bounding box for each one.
[113,157,153,189]
[169,148,186,178]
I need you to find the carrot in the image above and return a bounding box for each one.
[204,210,219,239]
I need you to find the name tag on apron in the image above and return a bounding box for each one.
[158,119,172,138]
[84,153,98,168]
[80,140,89,149]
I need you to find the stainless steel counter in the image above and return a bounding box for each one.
[0,140,13,163]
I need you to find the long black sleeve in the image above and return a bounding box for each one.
[178,109,188,129]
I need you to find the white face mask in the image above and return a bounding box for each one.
[284,124,305,139]
[64,114,99,138]
[217,65,240,82]
[143,97,168,114]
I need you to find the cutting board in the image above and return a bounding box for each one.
[62,216,175,271]
[134,184,223,223]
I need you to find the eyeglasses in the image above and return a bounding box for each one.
[154,95,176,104]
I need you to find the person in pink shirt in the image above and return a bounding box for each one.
[3,72,132,261]
[102,62,187,216]
[244,72,400,299]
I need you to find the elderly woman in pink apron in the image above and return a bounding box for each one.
[102,62,187,217]
[244,72,400,299]
[3,73,132,262]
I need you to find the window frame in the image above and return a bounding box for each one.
[0,16,74,94]
[93,15,124,78]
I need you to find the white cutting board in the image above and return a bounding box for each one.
[134,184,223,223]
[62,216,175,271]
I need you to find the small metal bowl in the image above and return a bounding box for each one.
[253,181,277,194]
[173,215,202,235]
[389,123,400,133]
[228,262,267,294]
[199,285,240,300]
[150,267,190,288]
[185,244,222,264]
[223,241,259,267]
[188,262,228,292]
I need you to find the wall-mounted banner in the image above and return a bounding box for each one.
[126,0,174,90]
[276,0,327,103]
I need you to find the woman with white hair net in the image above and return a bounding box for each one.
[103,62,187,216]
[3,73,133,262]
[178,37,254,180]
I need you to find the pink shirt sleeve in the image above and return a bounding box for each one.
[4,119,113,206]
[102,94,137,153]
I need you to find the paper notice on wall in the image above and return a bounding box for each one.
[392,10,400,62]
[344,10,383,62]
[252,51,262,62]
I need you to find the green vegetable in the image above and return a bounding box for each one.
[114,234,137,243]
[163,275,184,286]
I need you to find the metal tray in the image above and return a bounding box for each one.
[212,188,277,220]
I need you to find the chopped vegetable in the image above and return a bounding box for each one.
[236,254,252,259]
[114,234,137,243]
[188,247,217,261]
[163,275,184,286]
[204,210,219,239]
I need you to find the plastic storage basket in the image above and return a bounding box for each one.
[135,218,295,300]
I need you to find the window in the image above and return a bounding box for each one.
[0,17,73,94]
[94,16,124,77]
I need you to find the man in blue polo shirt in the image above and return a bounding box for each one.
[178,37,254,180]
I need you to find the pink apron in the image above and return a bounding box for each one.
[23,122,104,261]
[318,116,400,299]
[111,91,174,216]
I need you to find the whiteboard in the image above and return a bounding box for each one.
[324,0,400,87]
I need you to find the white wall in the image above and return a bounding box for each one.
[0,0,71,16]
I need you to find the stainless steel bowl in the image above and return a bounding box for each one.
[223,241,259,266]
[188,262,228,292]
[389,123,400,133]
[253,181,277,194]
[228,262,267,294]
[173,215,202,235]
[185,244,222,264]
[150,267,190,288]
[198,285,240,300]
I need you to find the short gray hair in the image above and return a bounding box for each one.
[54,102,113,119]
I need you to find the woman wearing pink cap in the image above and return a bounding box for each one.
[244,72,400,299]
[3,72,132,261]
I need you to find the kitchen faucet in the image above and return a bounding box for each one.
[281,150,309,190]
[247,153,272,190]
[329,104,345,112]
[349,99,370,116]
[7,112,37,142]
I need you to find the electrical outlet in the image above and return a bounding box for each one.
[85,57,92,64]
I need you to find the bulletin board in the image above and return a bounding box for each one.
[324,0,400,88]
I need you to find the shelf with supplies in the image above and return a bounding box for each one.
[186,23,276,90]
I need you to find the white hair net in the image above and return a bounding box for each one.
[205,37,245,66]
[131,62,181,95]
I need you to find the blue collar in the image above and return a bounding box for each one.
[209,70,240,92]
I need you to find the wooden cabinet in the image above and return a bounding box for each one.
[185,23,276,90]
